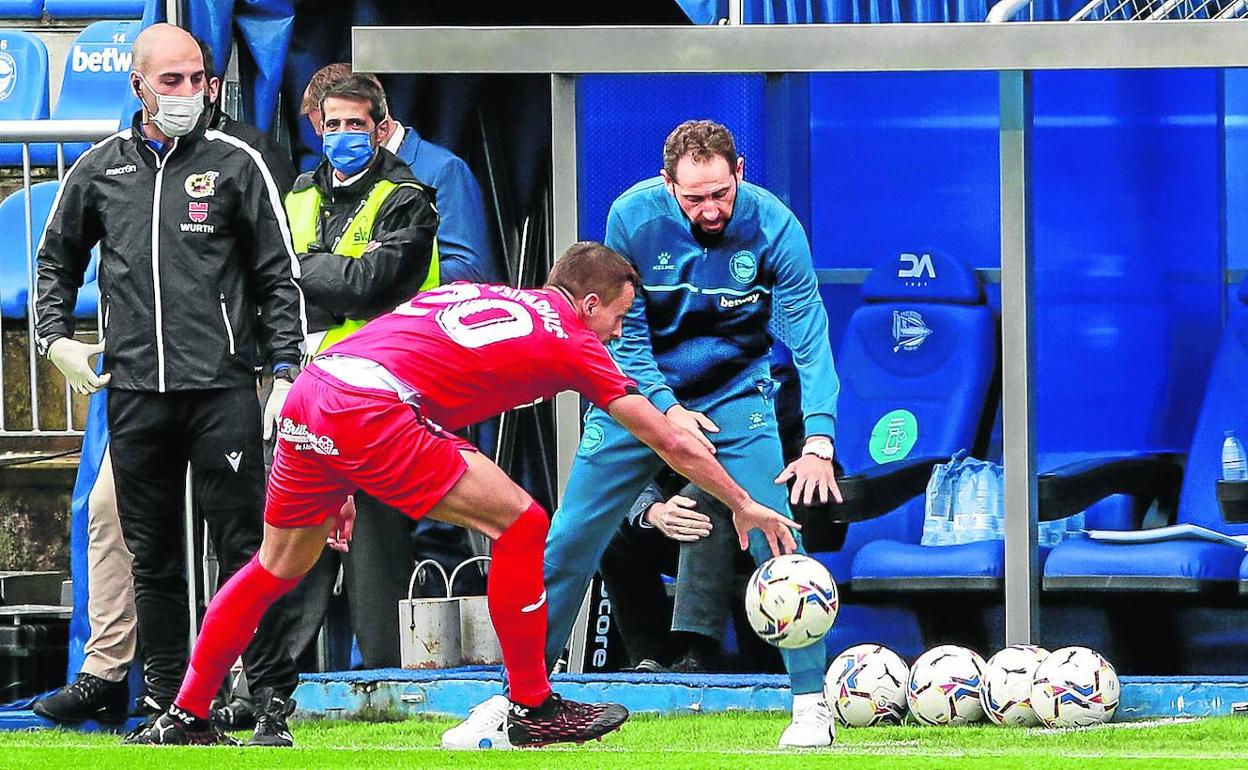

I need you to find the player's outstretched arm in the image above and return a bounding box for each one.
[607,394,799,556]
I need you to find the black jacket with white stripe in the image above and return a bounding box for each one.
[35,112,305,392]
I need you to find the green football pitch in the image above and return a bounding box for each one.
[3,712,1247,769]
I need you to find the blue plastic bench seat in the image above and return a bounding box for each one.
[43,0,144,18]
[0,0,44,18]
[1045,537,1247,592]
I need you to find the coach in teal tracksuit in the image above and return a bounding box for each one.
[545,120,843,748]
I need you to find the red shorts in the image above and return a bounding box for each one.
[265,364,472,529]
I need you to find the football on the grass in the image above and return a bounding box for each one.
[825,644,910,727]
[981,644,1050,726]
[907,645,987,726]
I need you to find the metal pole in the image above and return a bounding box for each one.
[551,73,581,505]
[184,468,198,648]
[22,145,38,431]
[549,72,592,673]
[999,69,1039,645]
[727,0,745,24]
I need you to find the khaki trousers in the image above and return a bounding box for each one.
[79,449,138,683]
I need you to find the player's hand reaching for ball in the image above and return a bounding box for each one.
[327,495,356,553]
[732,500,801,557]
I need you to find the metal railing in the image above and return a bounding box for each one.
[0,119,118,437]
[988,0,1248,22]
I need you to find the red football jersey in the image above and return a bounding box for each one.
[320,283,636,431]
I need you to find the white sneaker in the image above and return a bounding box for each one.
[441,695,513,750]
[778,695,836,749]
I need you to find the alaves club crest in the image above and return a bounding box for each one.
[892,310,932,352]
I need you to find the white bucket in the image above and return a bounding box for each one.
[398,559,461,669]
[450,556,503,666]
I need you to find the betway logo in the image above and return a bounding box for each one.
[71,46,132,74]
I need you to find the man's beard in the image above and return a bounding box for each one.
[690,216,729,248]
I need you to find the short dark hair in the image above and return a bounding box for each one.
[302,63,385,116]
[318,73,388,126]
[662,120,738,183]
[546,242,640,305]
[195,36,216,79]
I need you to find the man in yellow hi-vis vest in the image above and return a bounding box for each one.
[279,72,441,672]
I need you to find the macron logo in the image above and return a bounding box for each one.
[71,46,132,73]
[105,164,136,177]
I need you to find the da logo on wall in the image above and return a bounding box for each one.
[869,409,918,464]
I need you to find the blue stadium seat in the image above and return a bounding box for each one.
[0,30,51,166]
[1043,275,1248,593]
[0,0,44,18]
[0,181,99,319]
[813,251,996,583]
[44,0,144,18]
[32,20,140,166]
[803,250,996,656]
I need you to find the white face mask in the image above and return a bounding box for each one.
[138,73,204,138]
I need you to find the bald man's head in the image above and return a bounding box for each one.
[131,23,201,77]
[130,23,206,140]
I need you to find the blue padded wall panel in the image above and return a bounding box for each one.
[576,75,768,243]
[1031,69,1222,456]
[809,71,1002,274]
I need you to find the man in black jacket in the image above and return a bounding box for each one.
[34,23,304,746]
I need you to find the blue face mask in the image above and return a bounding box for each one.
[322,130,375,177]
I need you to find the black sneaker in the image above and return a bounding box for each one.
[506,693,629,747]
[247,687,296,747]
[32,673,128,724]
[121,695,165,744]
[132,705,239,746]
[632,659,670,673]
[668,652,711,674]
[213,696,256,731]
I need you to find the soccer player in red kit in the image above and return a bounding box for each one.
[135,242,801,748]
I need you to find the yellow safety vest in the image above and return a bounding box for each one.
[285,179,440,352]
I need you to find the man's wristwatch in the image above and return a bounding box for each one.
[272,364,300,384]
[802,438,835,461]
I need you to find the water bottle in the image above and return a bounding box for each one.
[951,463,973,544]
[1064,510,1086,540]
[990,463,1006,541]
[922,460,953,546]
[967,465,997,543]
[1223,431,1248,481]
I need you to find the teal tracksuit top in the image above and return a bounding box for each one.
[604,176,839,440]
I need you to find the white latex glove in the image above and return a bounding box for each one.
[644,494,713,542]
[327,495,356,553]
[47,337,109,395]
[263,377,293,441]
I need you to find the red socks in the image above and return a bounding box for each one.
[174,555,301,719]
[489,500,552,707]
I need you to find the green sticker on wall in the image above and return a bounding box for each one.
[869,409,918,464]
